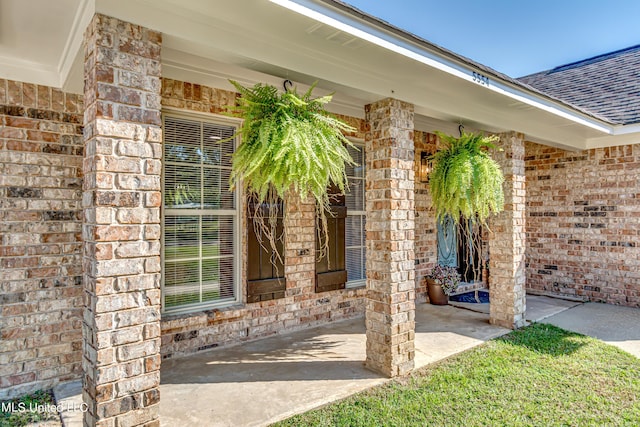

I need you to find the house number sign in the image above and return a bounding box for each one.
[472,71,489,87]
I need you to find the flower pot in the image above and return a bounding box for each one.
[426,278,449,305]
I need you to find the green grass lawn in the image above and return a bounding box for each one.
[0,389,59,427]
[274,324,640,426]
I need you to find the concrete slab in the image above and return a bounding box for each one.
[525,294,582,322]
[542,302,640,358]
[52,380,83,427]
[54,295,620,427]
[160,303,512,426]
[445,293,580,320]
[160,317,383,427]
[414,304,508,368]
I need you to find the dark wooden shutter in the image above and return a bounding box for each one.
[315,191,347,292]
[246,200,285,303]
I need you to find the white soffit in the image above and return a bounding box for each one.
[1,0,638,149]
[0,0,92,89]
[94,0,633,149]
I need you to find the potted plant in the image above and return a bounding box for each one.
[425,265,461,305]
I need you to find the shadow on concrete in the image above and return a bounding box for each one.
[541,302,640,358]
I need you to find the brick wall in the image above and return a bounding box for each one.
[413,130,438,299]
[0,79,84,399]
[159,78,368,358]
[525,142,640,307]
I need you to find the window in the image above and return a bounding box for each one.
[345,143,366,287]
[162,114,239,313]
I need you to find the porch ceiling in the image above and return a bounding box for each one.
[1,0,637,149]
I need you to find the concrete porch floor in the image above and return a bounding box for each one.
[57,295,640,427]
[157,295,580,426]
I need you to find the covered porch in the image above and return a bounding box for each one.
[159,303,514,426]
[3,0,632,424]
[55,295,579,426]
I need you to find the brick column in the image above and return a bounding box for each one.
[489,132,526,329]
[364,98,415,377]
[82,14,162,426]
[283,191,316,302]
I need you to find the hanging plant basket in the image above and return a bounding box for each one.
[226,80,357,259]
[429,131,504,227]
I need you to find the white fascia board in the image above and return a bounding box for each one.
[611,123,640,136]
[270,0,613,135]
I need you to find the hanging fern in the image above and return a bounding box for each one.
[226,80,357,259]
[429,132,504,227]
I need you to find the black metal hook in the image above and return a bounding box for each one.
[458,124,465,137]
[283,79,293,92]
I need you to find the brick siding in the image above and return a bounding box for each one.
[525,142,640,307]
[0,79,84,399]
[413,130,438,299]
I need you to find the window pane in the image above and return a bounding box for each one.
[346,215,362,247]
[164,164,201,208]
[346,248,363,282]
[201,258,220,302]
[201,257,236,302]
[164,216,200,260]
[346,178,364,211]
[202,216,234,257]
[203,167,234,209]
[203,122,235,167]
[345,145,364,178]
[219,257,235,300]
[164,260,201,307]
[164,117,202,164]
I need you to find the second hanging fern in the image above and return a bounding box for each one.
[429,131,504,227]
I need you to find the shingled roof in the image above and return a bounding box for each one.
[519,45,640,125]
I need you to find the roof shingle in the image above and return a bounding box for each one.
[518,45,640,125]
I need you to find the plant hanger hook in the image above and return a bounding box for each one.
[283,79,293,92]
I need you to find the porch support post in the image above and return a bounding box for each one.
[489,131,526,329]
[82,14,163,426]
[364,98,416,377]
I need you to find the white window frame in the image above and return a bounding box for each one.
[345,139,366,289]
[161,109,242,315]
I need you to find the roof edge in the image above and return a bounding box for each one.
[520,44,640,78]
[274,0,617,130]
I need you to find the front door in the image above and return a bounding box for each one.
[437,216,482,282]
[437,215,457,268]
